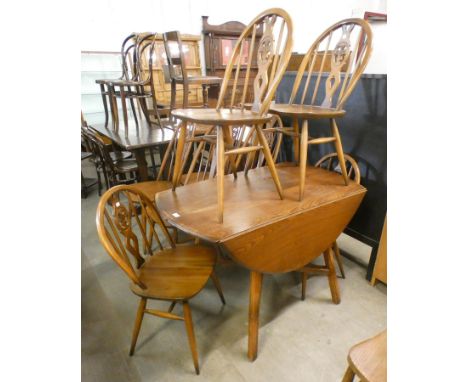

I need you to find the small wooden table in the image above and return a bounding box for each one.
[156,165,366,360]
[90,118,176,181]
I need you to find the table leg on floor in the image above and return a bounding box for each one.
[133,148,149,181]
[248,271,263,361]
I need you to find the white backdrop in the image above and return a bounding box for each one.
[80,0,386,73]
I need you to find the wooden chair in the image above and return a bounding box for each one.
[171,8,294,223]
[163,31,222,109]
[107,33,169,132]
[268,18,373,200]
[96,186,225,374]
[95,34,137,128]
[300,152,360,301]
[342,330,387,382]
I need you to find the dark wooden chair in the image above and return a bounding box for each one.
[300,152,361,301]
[171,8,294,223]
[95,34,138,128]
[342,330,387,382]
[96,185,225,374]
[268,18,373,201]
[81,151,99,198]
[163,30,222,109]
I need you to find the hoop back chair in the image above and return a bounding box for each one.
[163,31,222,109]
[269,18,372,200]
[96,34,137,127]
[300,152,361,302]
[171,8,294,223]
[96,186,225,374]
[107,33,167,133]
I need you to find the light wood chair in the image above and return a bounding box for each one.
[163,31,222,109]
[300,152,361,301]
[171,8,293,223]
[96,186,225,374]
[342,330,387,382]
[269,18,373,200]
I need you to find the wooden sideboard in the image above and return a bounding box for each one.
[202,16,262,106]
[137,33,204,108]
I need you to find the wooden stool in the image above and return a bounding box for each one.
[342,330,387,382]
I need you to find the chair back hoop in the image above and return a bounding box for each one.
[135,33,157,83]
[120,33,137,80]
[216,8,293,115]
[96,185,176,289]
[315,152,361,184]
[162,31,187,82]
[288,18,372,110]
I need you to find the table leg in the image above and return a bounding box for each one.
[133,148,149,181]
[293,117,299,163]
[248,271,263,361]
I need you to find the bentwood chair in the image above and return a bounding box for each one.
[96,34,137,128]
[163,31,222,109]
[342,330,387,382]
[269,18,372,201]
[96,186,225,374]
[107,33,168,132]
[171,8,294,223]
[300,152,361,301]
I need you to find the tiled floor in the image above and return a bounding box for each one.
[81,166,386,382]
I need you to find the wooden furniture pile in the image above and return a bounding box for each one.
[90,7,385,377]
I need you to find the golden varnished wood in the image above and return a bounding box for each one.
[156,166,366,360]
[96,186,225,374]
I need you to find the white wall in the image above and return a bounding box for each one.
[80,0,386,72]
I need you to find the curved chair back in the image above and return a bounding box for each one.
[288,18,372,110]
[96,186,175,288]
[216,8,293,115]
[315,152,361,184]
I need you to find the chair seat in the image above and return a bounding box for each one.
[110,151,132,161]
[269,104,346,119]
[174,75,223,86]
[114,159,139,172]
[348,330,387,382]
[128,180,172,201]
[130,245,217,300]
[171,108,273,126]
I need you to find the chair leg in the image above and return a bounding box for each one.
[168,301,176,313]
[172,122,187,190]
[109,85,119,131]
[120,87,129,132]
[99,84,109,127]
[341,366,355,382]
[182,301,200,375]
[324,247,341,304]
[210,272,226,305]
[299,119,309,201]
[170,80,177,111]
[333,241,346,279]
[255,125,283,200]
[301,271,308,301]
[330,119,349,185]
[183,80,189,109]
[129,297,147,356]
[217,125,225,223]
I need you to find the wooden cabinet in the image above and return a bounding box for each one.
[202,16,262,106]
[138,33,204,107]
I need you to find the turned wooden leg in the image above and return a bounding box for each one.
[341,366,355,382]
[210,272,226,305]
[182,81,189,109]
[217,125,225,223]
[248,271,263,361]
[172,121,187,190]
[134,148,149,182]
[168,301,176,313]
[99,84,109,127]
[109,85,119,131]
[129,297,147,356]
[324,247,341,304]
[299,119,309,201]
[301,271,308,301]
[331,119,349,186]
[223,125,238,179]
[170,80,176,111]
[120,87,129,134]
[333,241,346,279]
[293,117,300,163]
[255,125,283,200]
[183,301,200,375]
